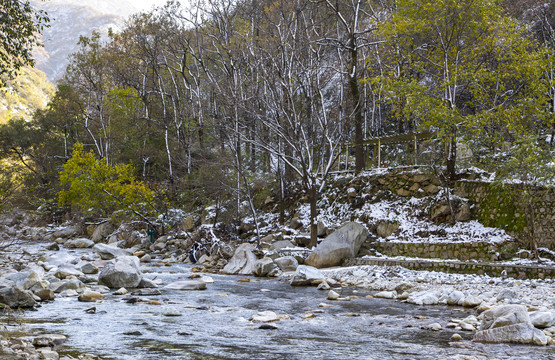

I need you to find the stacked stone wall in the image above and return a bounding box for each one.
[454,181,555,249]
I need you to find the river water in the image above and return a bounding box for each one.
[18,248,555,360]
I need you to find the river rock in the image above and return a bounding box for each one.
[304,222,368,268]
[473,323,549,345]
[64,238,94,249]
[496,289,518,302]
[221,243,258,275]
[3,269,43,290]
[138,278,158,288]
[78,290,104,302]
[43,242,60,251]
[473,304,549,345]
[274,256,298,272]
[425,323,442,331]
[51,278,86,293]
[113,287,128,295]
[479,305,530,330]
[54,266,84,279]
[59,289,78,297]
[98,256,142,289]
[290,265,325,286]
[375,291,396,299]
[407,291,439,306]
[529,311,555,329]
[132,288,162,296]
[34,288,55,301]
[0,282,37,308]
[328,290,340,300]
[81,263,99,275]
[463,295,482,308]
[253,258,278,277]
[91,222,115,243]
[447,290,465,306]
[52,225,81,239]
[93,243,131,260]
[33,334,67,347]
[251,310,280,322]
[164,280,207,290]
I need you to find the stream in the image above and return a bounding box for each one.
[14,247,555,360]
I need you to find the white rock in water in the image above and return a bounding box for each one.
[251,310,280,323]
[474,323,549,345]
[425,323,442,331]
[113,287,128,295]
[447,290,465,306]
[529,311,555,329]
[290,265,325,286]
[463,295,482,308]
[460,322,476,331]
[408,291,439,306]
[163,280,207,290]
[328,290,340,300]
[374,291,396,299]
[199,276,214,283]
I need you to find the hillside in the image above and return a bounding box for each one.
[0,67,54,123]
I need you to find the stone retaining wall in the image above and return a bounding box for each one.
[454,180,555,249]
[345,257,555,280]
[371,241,514,262]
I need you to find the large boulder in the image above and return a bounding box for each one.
[91,222,115,243]
[3,269,43,290]
[253,258,278,277]
[0,281,37,308]
[64,238,94,249]
[479,305,530,330]
[274,256,298,272]
[221,243,258,275]
[473,305,549,345]
[304,222,368,268]
[290,265,325,286]
[93,243,131,260]
[98,256,142,288]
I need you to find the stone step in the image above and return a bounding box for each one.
[344,257,555,280]
[361,240,518,262]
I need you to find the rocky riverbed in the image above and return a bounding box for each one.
[0,216,555,359]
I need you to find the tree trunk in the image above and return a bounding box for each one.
[348,37,364,174]
[308,185,318,249]
[445,128,457,182]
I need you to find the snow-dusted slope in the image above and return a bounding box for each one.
[30,0,139,82]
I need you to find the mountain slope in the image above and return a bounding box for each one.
[30,0,139,82]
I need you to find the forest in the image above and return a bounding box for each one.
[1,0,554,241]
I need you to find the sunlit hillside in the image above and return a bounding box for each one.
[0,67,54,123]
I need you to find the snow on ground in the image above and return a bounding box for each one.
[296,187,511,244]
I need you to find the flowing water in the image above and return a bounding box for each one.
[17,248,555,360]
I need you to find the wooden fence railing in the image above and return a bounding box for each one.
[313,131,438,174]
